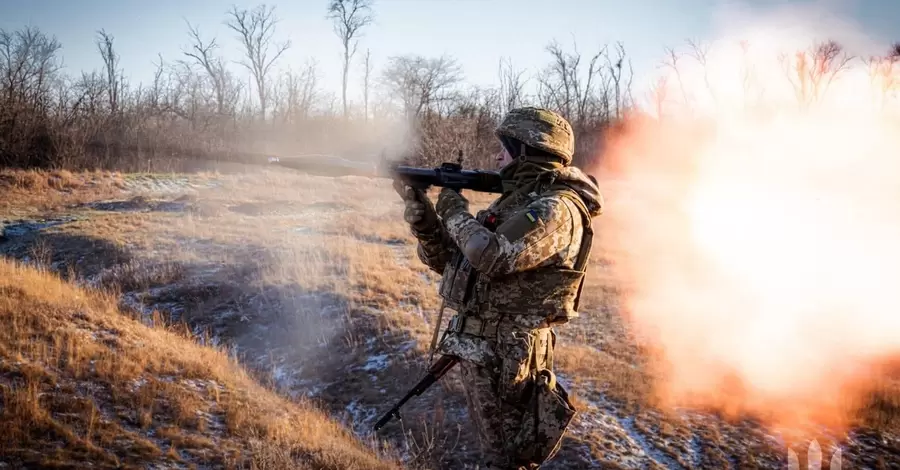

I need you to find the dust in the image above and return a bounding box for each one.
[593,1,900,434]
[156,118,420,397]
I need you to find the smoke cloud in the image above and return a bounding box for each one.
[595,2,900,431]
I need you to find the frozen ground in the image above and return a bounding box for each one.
[1,169,897,470]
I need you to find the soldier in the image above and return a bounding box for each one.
[395,107,603,469]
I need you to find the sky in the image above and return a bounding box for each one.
[1,0,899,108]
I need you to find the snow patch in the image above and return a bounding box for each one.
[689,434,703,468]
[344,399,379,434]
[362,354,390,372]
[619,416,685,470]
[130,377,148,393]
[0,216,78,238]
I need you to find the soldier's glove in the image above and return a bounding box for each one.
[393,180,438,232]
[435,187,469,220]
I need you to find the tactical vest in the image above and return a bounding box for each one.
[438,184,594,328]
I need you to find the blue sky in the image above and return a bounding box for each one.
[2,0,898,106]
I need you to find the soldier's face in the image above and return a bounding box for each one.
[496,146,514,169]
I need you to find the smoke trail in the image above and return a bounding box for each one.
[595,2,900,431]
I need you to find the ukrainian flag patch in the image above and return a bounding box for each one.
[525,210,538,223]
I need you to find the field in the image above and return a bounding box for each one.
[1,163,899,469]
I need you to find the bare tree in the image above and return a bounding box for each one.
[0,20,636,173]
[327,0,374,119]
[147,54,167,113]
[0,26,62,109]
[537,40,609,128]
[534,39,634,166]
[686,39,716,107]
[605,42,633,119]
[96,29,121,115]
[275,61,318,123]
[649,75,670,119]
[380,54,463,121]
[864,44,900,110]
[225,4,291,120]
[0,26,64,166]
[497,57,526,116]
[413,85,499,167]
[781,40,852,108]
[362,48,372,121]
[182,21,235,116]
[661,46,691,115]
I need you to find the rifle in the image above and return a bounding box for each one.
[386,160,504,194]
[373,354,460,432]
[269,151,505,194]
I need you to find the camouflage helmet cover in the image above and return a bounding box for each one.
[495,107,575,165]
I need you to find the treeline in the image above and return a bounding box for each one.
[0,1,634,173]
[4,1,899,174]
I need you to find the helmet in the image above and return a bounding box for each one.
[495,107,575,165]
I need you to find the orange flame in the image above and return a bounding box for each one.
[594,9,900,433]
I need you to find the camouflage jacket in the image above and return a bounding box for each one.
[412,165,603,365]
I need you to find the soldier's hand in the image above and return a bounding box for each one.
[394,183,438,230]
[435,187,469,220]
[393,179,424,202]
[404,199,427,226]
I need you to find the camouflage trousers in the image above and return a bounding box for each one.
[459,326,576,469]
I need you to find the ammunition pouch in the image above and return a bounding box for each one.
[439,252,478,310]
[511,369,577,466]
[447,313,500,339]
[496,328,538,404]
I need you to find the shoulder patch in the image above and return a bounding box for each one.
[495,198,567,243]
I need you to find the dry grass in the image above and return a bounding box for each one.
[93,259,186,294]
[0,168,127,214]
[59,169,448,345]
[0,257,400,469]
[5,166,900,468]
[554,343,654,411]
